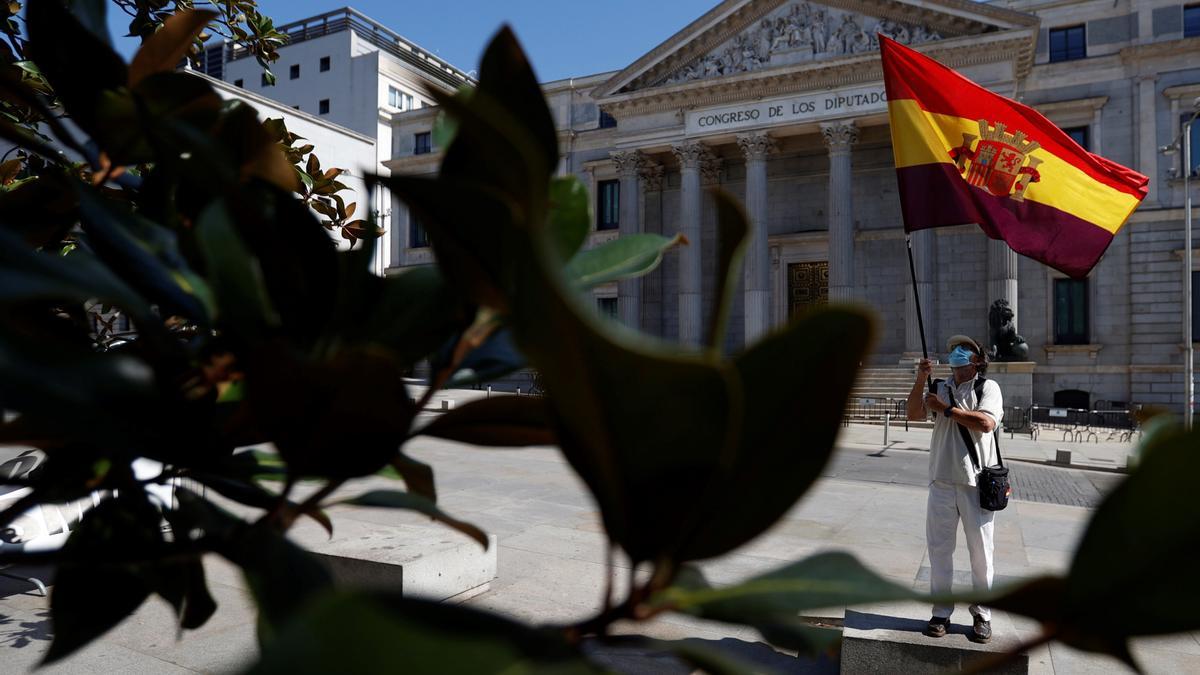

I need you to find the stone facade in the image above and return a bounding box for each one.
[386,0,1200,417]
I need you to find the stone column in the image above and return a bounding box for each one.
[821,121,859,303]
[737,132,777,344]
[611,150,647,329]
[987,238,1019,342]
[672,141,718,345]
[905,228,935,358]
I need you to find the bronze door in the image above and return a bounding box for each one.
[788,261,828,317]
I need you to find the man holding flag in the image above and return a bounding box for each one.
[881,35,1148,642]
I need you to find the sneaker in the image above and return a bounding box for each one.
[971,615,992,643]
[925,616,950,638]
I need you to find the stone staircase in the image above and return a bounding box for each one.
[845,363,952,428]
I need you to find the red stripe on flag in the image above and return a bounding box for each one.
[897,163,1116,279]
[880,37,1148,201]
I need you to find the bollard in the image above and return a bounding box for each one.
[516,388,522,396]
[487,385,492,399]
[883,410,890,448]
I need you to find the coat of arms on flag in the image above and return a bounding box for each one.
[950,121,1044,201]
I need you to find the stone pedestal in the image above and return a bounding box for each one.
[986,362,1036,411]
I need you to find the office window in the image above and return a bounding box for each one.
[234,79,244,88]
[598,297,618,320]
[289,64,300,80]
[1186,5,1200,37]
[319,99,330,115]
[1054,278,1089,345]
[405,93,415,110]
[414,132,432,155]
[599,111,618,129]
[320,56,331,72]
[410,213,429,248]
[388,86,400,108]
[597,180,619,230]
[1049,25,1086,62]
[1063,126,1089,151]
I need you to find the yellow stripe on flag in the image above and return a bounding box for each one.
[888,98,1140,235]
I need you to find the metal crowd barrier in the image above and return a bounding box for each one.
[1028,405,1138,443]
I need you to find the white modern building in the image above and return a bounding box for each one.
[196,7,475,273]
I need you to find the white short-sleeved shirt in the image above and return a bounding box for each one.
[928,377,1004,486]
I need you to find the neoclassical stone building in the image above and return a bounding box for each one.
[386,0,1200,415]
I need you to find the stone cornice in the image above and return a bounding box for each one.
[598,30,1035,118]
[1120,36,1200,63]
[593,0,1036,99]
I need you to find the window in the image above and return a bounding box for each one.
[388,86,401,108]
[320,56,331,72]
[1186,5,1200,38]
[599,111,618,129]
[598,297,618,320]
[1063,126,1089,151]
[414,132,432,155]
[234,79,244,88]
[289,64,300,80]
[1054,278,1089,344]
[319,99,330,115]
[388,87,415,111]
[410,213,429,248]
[597,180,619,231]
[1048,25,1086,62]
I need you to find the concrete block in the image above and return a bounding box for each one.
[1055,449,1072,465]
[441,399,456,410]
[292,516,498,602]
[841,603,1028,674]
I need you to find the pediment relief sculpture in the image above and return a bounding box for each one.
[660,1,941,86]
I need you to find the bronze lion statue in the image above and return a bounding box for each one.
[988,299,1029,362]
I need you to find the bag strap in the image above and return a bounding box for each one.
[974,377,1004,469]
[945,382,982,473]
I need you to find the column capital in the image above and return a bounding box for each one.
[737,132,777,161]
[611,150,647,178]
[820,121,859,154]
[639,163,665,192]
[672,141,717,170]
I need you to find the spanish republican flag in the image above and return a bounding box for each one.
[880,36,1148,279]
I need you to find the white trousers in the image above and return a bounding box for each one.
[926,480,995,621]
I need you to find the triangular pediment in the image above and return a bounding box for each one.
[594,0,1037,100]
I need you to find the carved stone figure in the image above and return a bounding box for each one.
[987,299,1029,362]
[810,10,828,52]
[849,28,874,53]
[911,25,942,44]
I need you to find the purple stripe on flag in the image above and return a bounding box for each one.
[897,163,1115,279]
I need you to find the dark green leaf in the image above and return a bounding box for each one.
[28,0,128,140]
[194,199,278,337]
[334,490,488,549]
[706,190,749,352]
[250,591,598,674]
[548,176,590,262]
[564,233,686,289]
[44,495,164,664]
[417,395,555,447]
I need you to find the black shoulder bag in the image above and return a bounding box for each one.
[945,377,1011,511]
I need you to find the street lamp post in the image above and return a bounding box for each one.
[1161,99,1198,430]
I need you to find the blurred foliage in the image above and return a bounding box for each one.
[0,2,1195,673]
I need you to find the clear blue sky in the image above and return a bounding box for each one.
[106,1,721,82]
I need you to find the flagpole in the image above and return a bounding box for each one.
[906,233,929,360]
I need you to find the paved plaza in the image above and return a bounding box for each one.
[0,413,1196,673]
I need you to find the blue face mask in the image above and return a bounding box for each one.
[948,345,975,367]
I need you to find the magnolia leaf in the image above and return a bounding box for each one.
[129,10,218,87]
[564,233,686,289]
